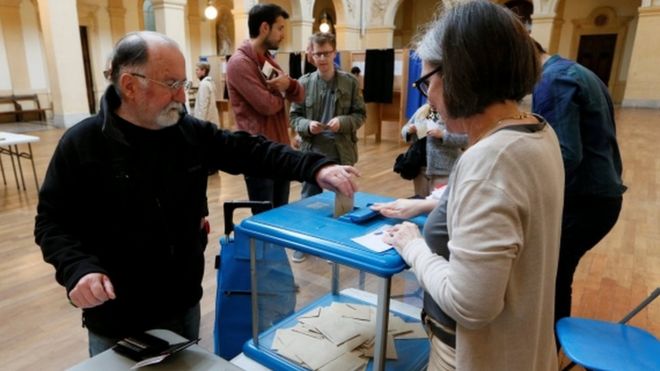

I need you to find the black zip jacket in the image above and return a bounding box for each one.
[34,86,332,337]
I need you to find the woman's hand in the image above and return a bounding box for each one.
[370,198,438,219]
[382,222,422,255]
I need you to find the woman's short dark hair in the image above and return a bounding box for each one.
[248,4,289,38]
[416,0,540,119]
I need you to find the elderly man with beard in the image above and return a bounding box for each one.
[34,31,359,357]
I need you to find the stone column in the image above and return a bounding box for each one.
[290,20,313,51]
[232,10,249,46]
[622,6,660,107]
[36,0,89,127]
[151,0,189,69]
[335,25,362,51]
[530,14,564,53]
[364,26,394,49]
[107,5,126,44]
[0,0,30,93]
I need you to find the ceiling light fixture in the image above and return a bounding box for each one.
[204,1,218,20]
[319,12,331,33]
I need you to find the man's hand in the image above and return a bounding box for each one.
[326,118,340,133]
[266,68,291,92]
[309,121,326,135]
[315,164,360,198]
[68,273,116,309]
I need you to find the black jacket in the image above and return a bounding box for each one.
[35,86,332,337]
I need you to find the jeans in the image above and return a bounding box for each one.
[244,176,290,214]
[87,303,201,357]
[554,195,622,324]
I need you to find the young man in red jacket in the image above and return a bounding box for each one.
[226,3,304,212]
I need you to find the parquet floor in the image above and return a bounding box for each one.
[0,107,658,370]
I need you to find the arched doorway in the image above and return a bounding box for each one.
[392,0,441,49]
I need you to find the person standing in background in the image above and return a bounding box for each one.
[192,61,220,126]
[401,103,467,197]
[226,3,304,211]
[532,40,626,327]
[290,32,366,262]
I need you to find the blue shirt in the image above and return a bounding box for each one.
[533,54,626,198]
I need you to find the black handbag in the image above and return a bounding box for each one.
[393,136,427,180]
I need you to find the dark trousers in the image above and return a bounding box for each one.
[555,195,623,324]
[244,175,290,214]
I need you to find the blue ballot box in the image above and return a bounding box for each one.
[232,192,429,371]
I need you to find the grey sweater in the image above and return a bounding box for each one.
[426,122,467,177]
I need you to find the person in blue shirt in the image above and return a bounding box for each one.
[532,40,626,325]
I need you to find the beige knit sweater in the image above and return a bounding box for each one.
[403,123,564,370]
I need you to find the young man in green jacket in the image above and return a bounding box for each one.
[290,32,366,262]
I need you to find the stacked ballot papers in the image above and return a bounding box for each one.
[270,302,426,370]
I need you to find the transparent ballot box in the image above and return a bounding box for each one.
[235,192,430,371]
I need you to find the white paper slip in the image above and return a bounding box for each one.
[351,224,394,253]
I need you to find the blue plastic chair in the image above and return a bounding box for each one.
[556,287,660,371]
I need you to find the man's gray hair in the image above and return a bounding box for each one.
[109,31,180,88]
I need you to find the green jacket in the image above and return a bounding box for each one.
[290,70,366,165]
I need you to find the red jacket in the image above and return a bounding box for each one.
[226,40,304,144]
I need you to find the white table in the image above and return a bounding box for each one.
[68,329,244,371]
[0,131,40,191]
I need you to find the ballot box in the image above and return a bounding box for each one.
[234,192,430,371]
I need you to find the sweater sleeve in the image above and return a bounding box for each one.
[34,137,108,294]
[207,127,335,183]
[405,179,522,330]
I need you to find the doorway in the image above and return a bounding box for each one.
[79,26,95,114]
[576,34,617,87]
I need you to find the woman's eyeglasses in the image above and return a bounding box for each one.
[412,64,443,98]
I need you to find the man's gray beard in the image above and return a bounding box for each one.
[155,103,183,128]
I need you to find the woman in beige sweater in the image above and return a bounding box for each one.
[382,1,564,370]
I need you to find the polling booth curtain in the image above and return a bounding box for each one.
[289,53,303,79]
[406,50,426,120]
[363,49,395,103]
[304,56,317,74]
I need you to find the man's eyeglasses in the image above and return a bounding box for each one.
[311,50,335,59]
[412,64,443,98]
[130,72,192,92]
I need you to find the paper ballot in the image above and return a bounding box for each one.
[334,192,354,218]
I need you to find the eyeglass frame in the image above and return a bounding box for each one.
[412,63,443,98]
[311,50,335,59]
[129,72,192,92]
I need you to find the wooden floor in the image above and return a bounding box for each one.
[1,107,659,370]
